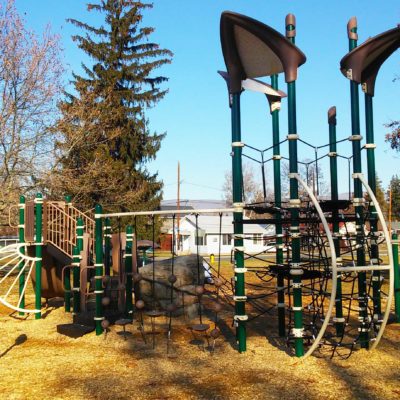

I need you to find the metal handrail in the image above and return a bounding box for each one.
[8,205,19,228]
[45,202,95,258]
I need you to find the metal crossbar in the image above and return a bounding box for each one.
[99,208,236,219]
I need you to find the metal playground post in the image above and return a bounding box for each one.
[34,193,43,320]
[18,195,26,316]
[285,14,304,357]
[94,204,104,335]
[328,107,344,336]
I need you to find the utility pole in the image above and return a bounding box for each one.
[177,161,180,253]
[389,187,392,234]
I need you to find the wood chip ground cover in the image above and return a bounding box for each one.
[0,303,399,400]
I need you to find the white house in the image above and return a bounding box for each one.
[169,214,276,255]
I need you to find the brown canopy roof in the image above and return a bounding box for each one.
[340,26,400,96]
[220,11,306,94]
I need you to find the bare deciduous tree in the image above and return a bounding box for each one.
[281,159,328,199]
[222,162,269,206]
[385,120,400,150]
[0,0,64,224]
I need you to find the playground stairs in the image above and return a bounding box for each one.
[24,200,95,300]
[43,201,95,259]
[33,201,125,337]
[42,201,97,338]
[25,200,95,259]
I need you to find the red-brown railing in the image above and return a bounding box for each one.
[44,202,95,257]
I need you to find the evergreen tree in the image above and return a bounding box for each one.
[390,175,400,221]
[375,174,387,214]
[50,0,172,212]
[363,174,387,217]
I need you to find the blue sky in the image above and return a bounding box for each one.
[15,1,400,201]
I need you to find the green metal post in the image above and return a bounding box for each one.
[125,225,133,318]
[286,15,304,357]
[347,19,368,348]
[64,196,72,312]
[18,196,26,315]
[35,193,43,319]
[72,218,84,314]
[104,217,111,276]
[72,246,80,314]
[328,107,344,336]
[393,233,400,322]
[94,204,104,335]
[77,218,84,259]
[364,93,381,324]
[271,74,285,337]
[231,92,246,353]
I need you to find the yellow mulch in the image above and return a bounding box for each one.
[1,256,400,400]
[0,303,399,400]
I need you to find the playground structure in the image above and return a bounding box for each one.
[0,12,400,359]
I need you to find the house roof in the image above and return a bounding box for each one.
[160,205,194,211]
[180,215,274,235]
[161,199,226,209]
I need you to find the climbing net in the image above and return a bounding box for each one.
[224,134,393,358]
[95,208,240,352]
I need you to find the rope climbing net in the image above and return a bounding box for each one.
[226,131,393,358]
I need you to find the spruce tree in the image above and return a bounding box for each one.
[52,0,172,213]
[374,174,387,215]
[390,175,400,221]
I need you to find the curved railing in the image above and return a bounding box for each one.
[355,173,394,350]
[291,173,338,358]
[0,243,40,314]
[45,202,94,258]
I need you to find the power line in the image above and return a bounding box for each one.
[163,180,224,192]
[182,180,224,192]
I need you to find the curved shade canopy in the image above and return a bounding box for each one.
[340,26,400,96]
[220,11,306,94]
[218,70,286,109]
[218,70,286,96]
